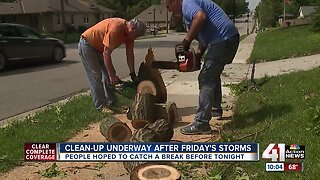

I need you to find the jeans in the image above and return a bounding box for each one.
[78,37,115,109]
[195,34,239,124]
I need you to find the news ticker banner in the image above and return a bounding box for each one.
[24,142,259,162]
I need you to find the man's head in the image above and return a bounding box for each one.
[127,19,147,39]
[163,0,182,14]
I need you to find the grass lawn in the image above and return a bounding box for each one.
[0,94,133,173]
[250,25,320,63]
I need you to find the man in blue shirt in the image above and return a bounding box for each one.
[165,0,239,135]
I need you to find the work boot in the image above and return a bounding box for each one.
[212,108,223,120]
[99,101,115,114]
[180,121,213,135]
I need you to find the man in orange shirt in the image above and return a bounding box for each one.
[78,18,146,113]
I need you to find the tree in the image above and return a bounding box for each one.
[214,0,248,19]
[311,2,320,32]
[96,0,160,19]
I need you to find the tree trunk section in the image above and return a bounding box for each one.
[132,93,156,129]
[154,102,178,124]
[99,117,132,142]
[137,48,167,103]
[135,164,181,180]
[137,80,157,96]
[123,119,175,175]
[131,119,173,142]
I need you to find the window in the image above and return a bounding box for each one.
[57,14,61,25]
[83,14,89,24]
[0,26,17,37]
[16,26,41,38]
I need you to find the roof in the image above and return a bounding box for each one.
[0,2,24,15]
[135,5,172,22]
[0,0,114,15]
[299,6,316,16]
[77,0,114,13]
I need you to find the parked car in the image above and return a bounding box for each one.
[0,23,66,71]
[149,26,159,35]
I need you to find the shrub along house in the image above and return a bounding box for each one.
[0,0,114,33]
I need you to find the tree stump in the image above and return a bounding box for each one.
[132,93,157,129]
[137,48,167,103]
[133,164,181,180]
[155,102,178,124]
[99,117,132,142]
[137,80,157,96]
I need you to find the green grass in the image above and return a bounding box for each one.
[250,25,320,63]
[204,68,320,179]
[0,94,133,173]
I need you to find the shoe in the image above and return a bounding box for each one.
[100,105,114,114]
[212,109,223,120]
[180,121,213,135]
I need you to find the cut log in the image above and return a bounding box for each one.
[167,102,178,124]
[135,164,181,180]
[154,102,178,124]
[126,106,133,120]
[99,117,132,142]
[137,80,157,96]
[131,119,173,142]
[137,48,167,103]
[132,93,156,129]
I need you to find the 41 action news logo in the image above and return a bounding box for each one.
[262,143,305,161]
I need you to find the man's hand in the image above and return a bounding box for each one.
[129,72,139,84]
[182,39,191,51]
[109,74,120,86]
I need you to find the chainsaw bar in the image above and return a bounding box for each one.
[151,61,178,70]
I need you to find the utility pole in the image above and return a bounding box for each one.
[283,0,286,27]
[166,8,169,34]
[233,0,236,23]
[153,8,156,36]
[60,0,66,39]
[247,10,250,34]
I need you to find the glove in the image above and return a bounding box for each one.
[129,72,138,84]
[182,39,191,52]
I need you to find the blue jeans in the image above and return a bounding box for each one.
[78,37,115,109]
[195,34,239,124]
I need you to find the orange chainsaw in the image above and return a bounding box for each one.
[151,45,201,72]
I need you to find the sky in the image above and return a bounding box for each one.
[248,0,261,11]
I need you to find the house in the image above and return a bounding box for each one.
[299,6,316,19]
[135,5,173,30]
[0,0,114,33]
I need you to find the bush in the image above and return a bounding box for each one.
[65,23,76,33]
[175,25,186,32]
[77,25,87,33]
[311,4,320,32]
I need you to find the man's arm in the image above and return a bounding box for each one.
[103,46,119,85]
[125,41,135,74]
[183,10,207,50]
